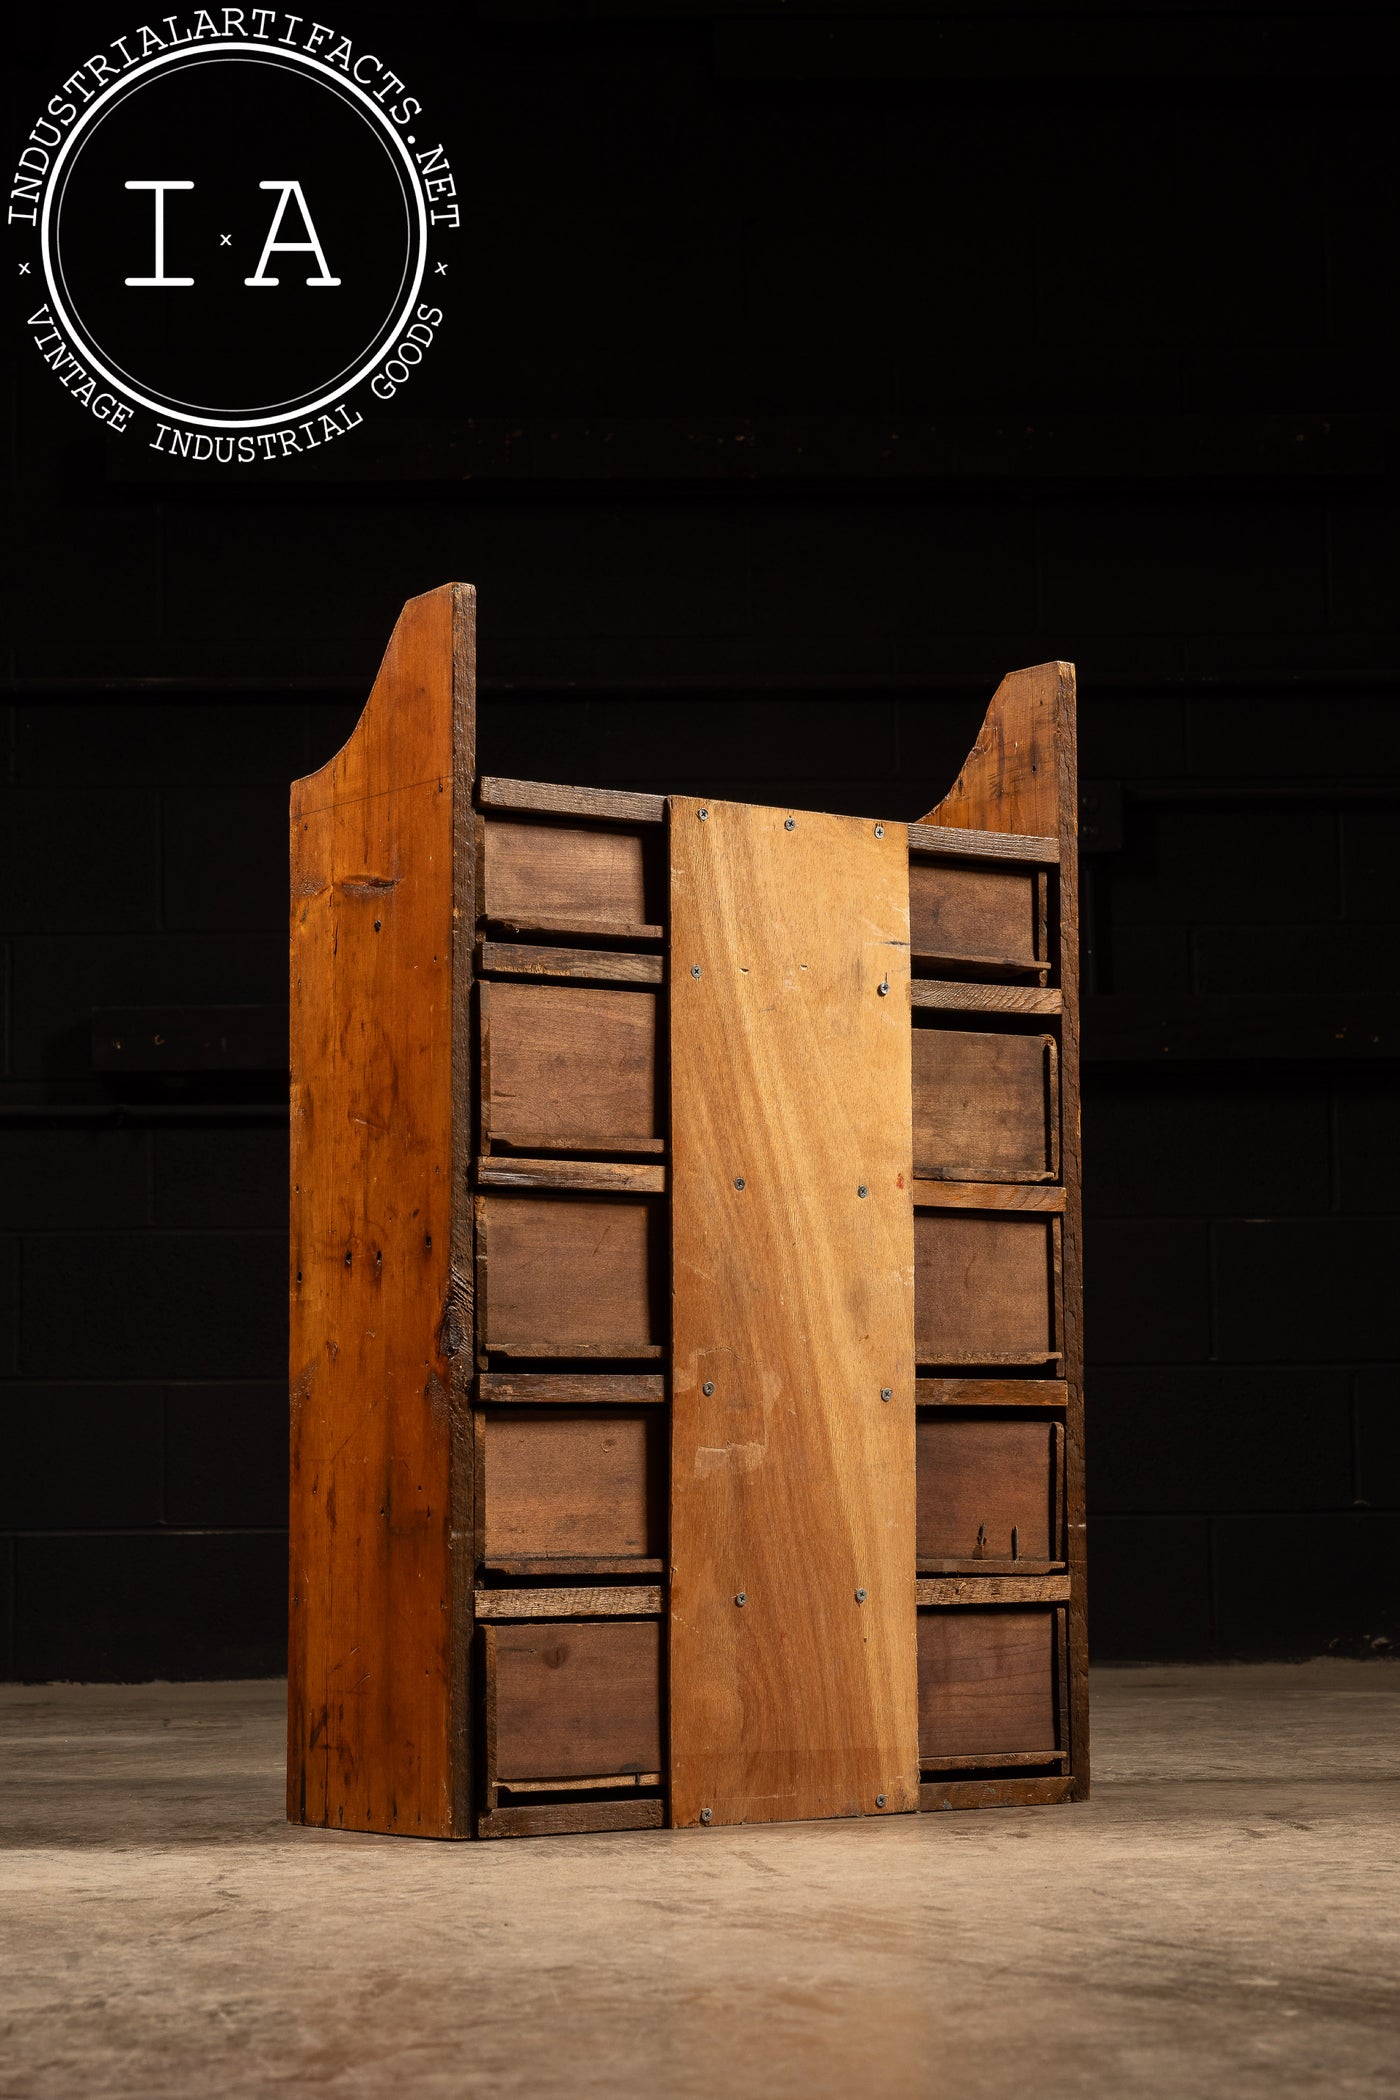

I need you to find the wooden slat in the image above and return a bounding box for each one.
[918,1609,1059,1757]
[500,1773,662,1793]
[288,582,470,1840]
[479,1801,664,1838]
[669,795,919,1829]
[481,981,658,1156]
[482,1410,658,1561]
[484,1557,665,1577]
[920,1776,1073,1811]
[476,1157,666,1193]
[479,776,665,825]
[482,818,659,940]
[917,1416,1058,1563]
[486,1620,663,1781]
[480,940,664,986]
[910,981,1062,1015]
[909,861,1039,970]
[921,1750,1068,1772]
[915,1211,1056,1363]
[912,1180,1064,1212]
[912,1029,1056,1184]
[477,1371,665,1404]
[907,820,1059,864]
[916,1576,1070,1605]
[477,1192,661,1357]
[916,1377,1067,1407]
[919,1559,1064,1575]
[475,1586,664,1619]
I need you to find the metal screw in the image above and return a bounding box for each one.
[697,808,709,821]
[699,1808,713,1824]
[855,1588,867,1603]
[691,965,702,979]
[876,1793,887,1807]
[734,1176,745,1190]
[703,1381,715,1396]
[874,824,885,839]
[735,1592,747,1607]
[877,978,889,997]
[881,1387,893,1401]
[784,817,796,831]
[858,1185,868,1199]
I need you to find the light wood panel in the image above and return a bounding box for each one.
[481,981,658,1154]
[288,583,471,1839]
[482,1410,658,1561]
[669,796,919,1828]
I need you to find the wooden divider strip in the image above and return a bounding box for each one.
[906,821,1059,864]
[480,777,666,824]
[916,1575,1071,1605]
[476,1158,666,1193]
[911,981,1062,1015]
[475,1586,664,1619]
[480,941,664,985]
[913,1180,1066,1212]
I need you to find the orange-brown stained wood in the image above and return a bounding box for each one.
[288,583,471,1838]
[668,797,919,1829]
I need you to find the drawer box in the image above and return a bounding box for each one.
[914,1210,1060,1365]
[485,1618,664,1785]
[917,1416,1063,1568]
[909,861,1044,972]
[476,1192,664,1356]
[481,1409,663,1565]
[481,981,659,1155]
[918,1609,1061,1760]
[912,1029,1057,1182]
[483,819,660,939]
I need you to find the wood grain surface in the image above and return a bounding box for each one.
[906,820,1059,864]
[908,861,1039,969]
[482,1410,658,1561]
[912,1029,1056,1182]
[669,796,919,1828]
[288,583,472,1838]
[914,1210,1056,1363]
[916,1417,1059,1563]
[476,1371,664,1404]
[485,1619,663,1781]
[475,1587,666,1620]
[910,980,1062,1015]
[917,1609,1058,1756]
[476,1192,662,1356]
[483,819,657,938]
[479,940,664,986]
[481,981,658,1154]
[479,777,666,825]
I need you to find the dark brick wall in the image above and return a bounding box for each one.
[3,0,1398,1673]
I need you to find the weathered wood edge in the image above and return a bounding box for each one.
[473,1586,665,1620]
[910,980,1063,1015]
[476,1371,666,1404]
[912,1180,1066,1212]
[478,1800,665,1838]
[907,820,1060,865]
[915,1575,1071,1605]
[449,582,479,1839]
[919,1776,1074,1811]
[1056,666,1090,1802]
[475,1157,666,1194]
[921,1750,1070,1772]
[479,776,666,824]
[479,940,664,986]
[916,1377,1068,1407]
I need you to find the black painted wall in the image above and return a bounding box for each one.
[3,2,1398,1676]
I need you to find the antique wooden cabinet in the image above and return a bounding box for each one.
[289,582,1085,1839]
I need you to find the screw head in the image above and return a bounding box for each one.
[691,964,702,979]
[784,816,796,831]
[855,1588,867,1603]
[876,1793,887,1808]
[702,1380,715,1396]
[874,824,885,839]
[735,1592,747,1607]
[857,1185,868,1199]
[733,1176,745,1190]
[697,808,709,821]
[881,1387,893,1401]
[699,1807,713,1824]
[877,978,890,997]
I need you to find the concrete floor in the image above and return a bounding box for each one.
[1,1666,1397,2099]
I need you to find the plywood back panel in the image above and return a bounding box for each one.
[908,861,1038,968]
[483,819,655,937]
[488,1619,663,1782]
[912,1028,1055,1182]
[914,1210,1056,1363]
[916,1417,1058,1562]
[918,1610,1058,1757]
[668,796,919,1828]
[482,1411,659,1560]
[478,1193,661,1355]
[482,981,658,1153]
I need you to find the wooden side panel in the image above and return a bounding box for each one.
[917,1611,1058,1757]
[482,1411,658,1560]
[916,1418,1058,1563]
[908,861,1038,967]
[914,1210,1056,1363]
[912,1029,1055,1181]
[482,820,656,937]
[669,797,919,1828]
[481,982,658,1152]
[488,1620,663,1781]
[288,583,472,1838]
[478,1193,661,1355]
